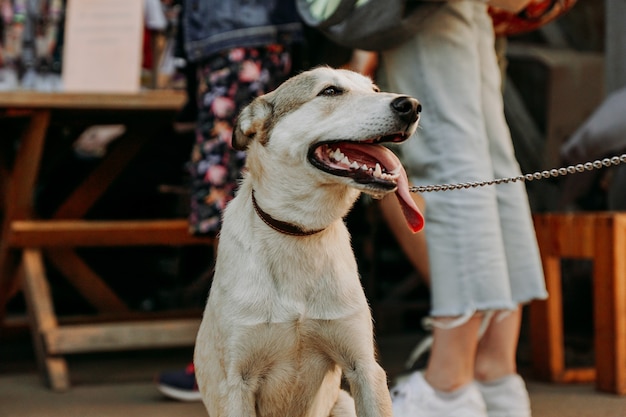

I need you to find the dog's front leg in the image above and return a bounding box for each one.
[343,360,392,417]
[223,369,258,417]
[326,314,392,417]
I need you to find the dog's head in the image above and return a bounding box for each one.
[233,67,424,232]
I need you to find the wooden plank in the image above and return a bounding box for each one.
[593,215,626,394]
[551,214,595,258]
[52,129,150,219]
[44,249,129,313]
[9,219,215,247]
[44,319,201,354]
[20,250,58,329]
[560,368,596,384]
[0,147,8,212]
[0,110,51,315]
[0,90,186,111]
[19,249,70,391]
[533,213,596,258]
[530,214,566,381]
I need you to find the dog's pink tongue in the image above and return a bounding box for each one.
[395,167,424,233]
[359,143,424,233]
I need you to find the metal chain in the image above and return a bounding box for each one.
[409,154,626,193]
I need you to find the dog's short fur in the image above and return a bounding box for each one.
[194,67,423,417]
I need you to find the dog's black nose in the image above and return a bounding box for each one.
[391,96,421,124]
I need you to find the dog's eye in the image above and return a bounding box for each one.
[318,86,343,97]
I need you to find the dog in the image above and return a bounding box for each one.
[194,67,424,417]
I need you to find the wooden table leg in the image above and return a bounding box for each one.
[45,248,129,313]
[44,128,152,314]
[530,215,566,381]
[529,247,566,381]
[0,143,9,213]
[20,249,70,391]
[0,110,51,320]
[593,215,626,394]
[530,214,597,384]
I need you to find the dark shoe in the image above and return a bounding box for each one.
[156,363,202,401]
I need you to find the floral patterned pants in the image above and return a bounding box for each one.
[188,45,292,235]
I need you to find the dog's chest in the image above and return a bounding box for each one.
[212,229,366,324]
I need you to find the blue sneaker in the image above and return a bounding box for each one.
[156,363,202,402]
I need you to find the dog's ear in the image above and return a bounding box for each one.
[232,97,273,151]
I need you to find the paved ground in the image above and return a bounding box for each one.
[1,333,626,416]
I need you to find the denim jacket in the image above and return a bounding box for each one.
[183,0,303,63]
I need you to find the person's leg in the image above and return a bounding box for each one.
[474,0,546,381]
[474,308,532,417]
[424,315,483,391]
[474,308,521,381]
[472,4,543,415]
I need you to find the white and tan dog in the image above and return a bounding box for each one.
[194,67,424,417]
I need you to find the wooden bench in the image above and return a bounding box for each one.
[0,91,216,391]
[15,221,212,391]
[530,212,626,394]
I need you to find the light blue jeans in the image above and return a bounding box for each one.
[379,1,547,318]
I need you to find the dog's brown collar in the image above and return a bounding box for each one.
[251,191,325,237]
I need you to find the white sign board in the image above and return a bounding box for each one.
[62,0,144,93]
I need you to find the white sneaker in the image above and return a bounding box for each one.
[475,374,531,417]
[391,371,488,417]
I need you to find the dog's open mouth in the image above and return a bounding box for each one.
[308,135,425,233]
[308,136,407,189]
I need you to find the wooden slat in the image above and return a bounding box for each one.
[52,129,150,219]
[20,249,70,390]
[593,215,626,394]
[9,219,215,247]
[560,368,596,383]
[0,90,186,111]
[530,214,566,382]
[533,213,596,258]
[44,319,201,354]
[44,249,129,313]
[0,110,52,315]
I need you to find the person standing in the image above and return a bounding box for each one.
[376,2,548,416]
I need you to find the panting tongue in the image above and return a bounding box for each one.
[395,167,424,233]
[358,143,424,233]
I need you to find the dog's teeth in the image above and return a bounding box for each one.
[350,161,360,169]
[374,163,382,178]
[331,149,344,161]
[361,164,368,171]
[340,156,350,166]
